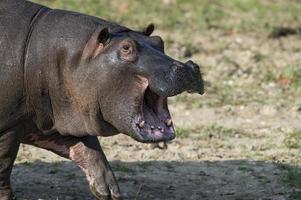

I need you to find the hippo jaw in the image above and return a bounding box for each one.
[131,77,175,142]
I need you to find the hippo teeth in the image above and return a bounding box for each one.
[166,119,172,126]
[138,120,145,128]
[157,126,164,132]
[134,85,175,142]
[137,121,168,132]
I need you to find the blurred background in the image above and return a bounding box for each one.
[15,0,301,199]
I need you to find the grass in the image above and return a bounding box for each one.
[290,192,301,200]
[48,168,61,174]
[32,0,301,33]
[175,124,301,165]
[284,131,301,149]
[282,166,301,200]
[253,51,267,63]
[65,172,77,180]
[176,124,252,139]
[281,67,301,89]
[286,168,301,187]
[237,165,254,172]
[112,162,134,173]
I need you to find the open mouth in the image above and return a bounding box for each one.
[133,85,176,143]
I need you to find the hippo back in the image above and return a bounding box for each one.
[0,0,42,131]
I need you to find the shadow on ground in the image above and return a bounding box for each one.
[12,160,298,200]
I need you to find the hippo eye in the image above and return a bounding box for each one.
[118,40,137,62]
[121,43,133,54]
[123,44,130,51]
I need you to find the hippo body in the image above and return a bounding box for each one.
[0,1,204,199]
[0,1,41,131]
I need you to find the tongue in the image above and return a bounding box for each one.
[143,100,161,127]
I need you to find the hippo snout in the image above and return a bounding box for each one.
[184,60,204,95]
[148,59,204,97]
[169,60,204,95]
[185,60,200,72]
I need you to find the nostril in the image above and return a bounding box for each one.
[173,61,184,69]
[186,60,194,66]
[186,60,200,71]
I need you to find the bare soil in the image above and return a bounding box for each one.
[13,101,301,200]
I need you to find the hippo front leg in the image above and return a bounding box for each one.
[21,133,121,200]
[0,126,22,200]
[69,136,122,200]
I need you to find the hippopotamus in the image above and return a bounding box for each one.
[0,0,204,199]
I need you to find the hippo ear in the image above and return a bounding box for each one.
[150,36,165,52]
[142,23,155,36]
[82,27,110,60]
[97,27,110,44]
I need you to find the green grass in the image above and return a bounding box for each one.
[237,165,253,172]
[281,67,301,89]
[32,0,301,33]
[261,65,301,88]
[176,124,252,139]
[253,52,267,63]
[112,162,133,173]
[290,192,301,200]
[175,126,191,138]
[287,168,301,187]
[285,167,301,200]
[48,168,61,174]
[65,172,77,180]
[276,162,301,199]
[285,131,301,149]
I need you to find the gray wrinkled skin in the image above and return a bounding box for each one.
[0,0,204,199]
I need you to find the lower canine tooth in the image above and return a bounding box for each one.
[158,126,164,132]
[139,121,145,128]
[166,119,172,126]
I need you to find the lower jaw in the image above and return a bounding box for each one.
[131,127,176,143]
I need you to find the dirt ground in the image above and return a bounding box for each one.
[14,100,301,199]
[12,1,301,199]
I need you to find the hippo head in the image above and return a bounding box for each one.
[74,24,204,143]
